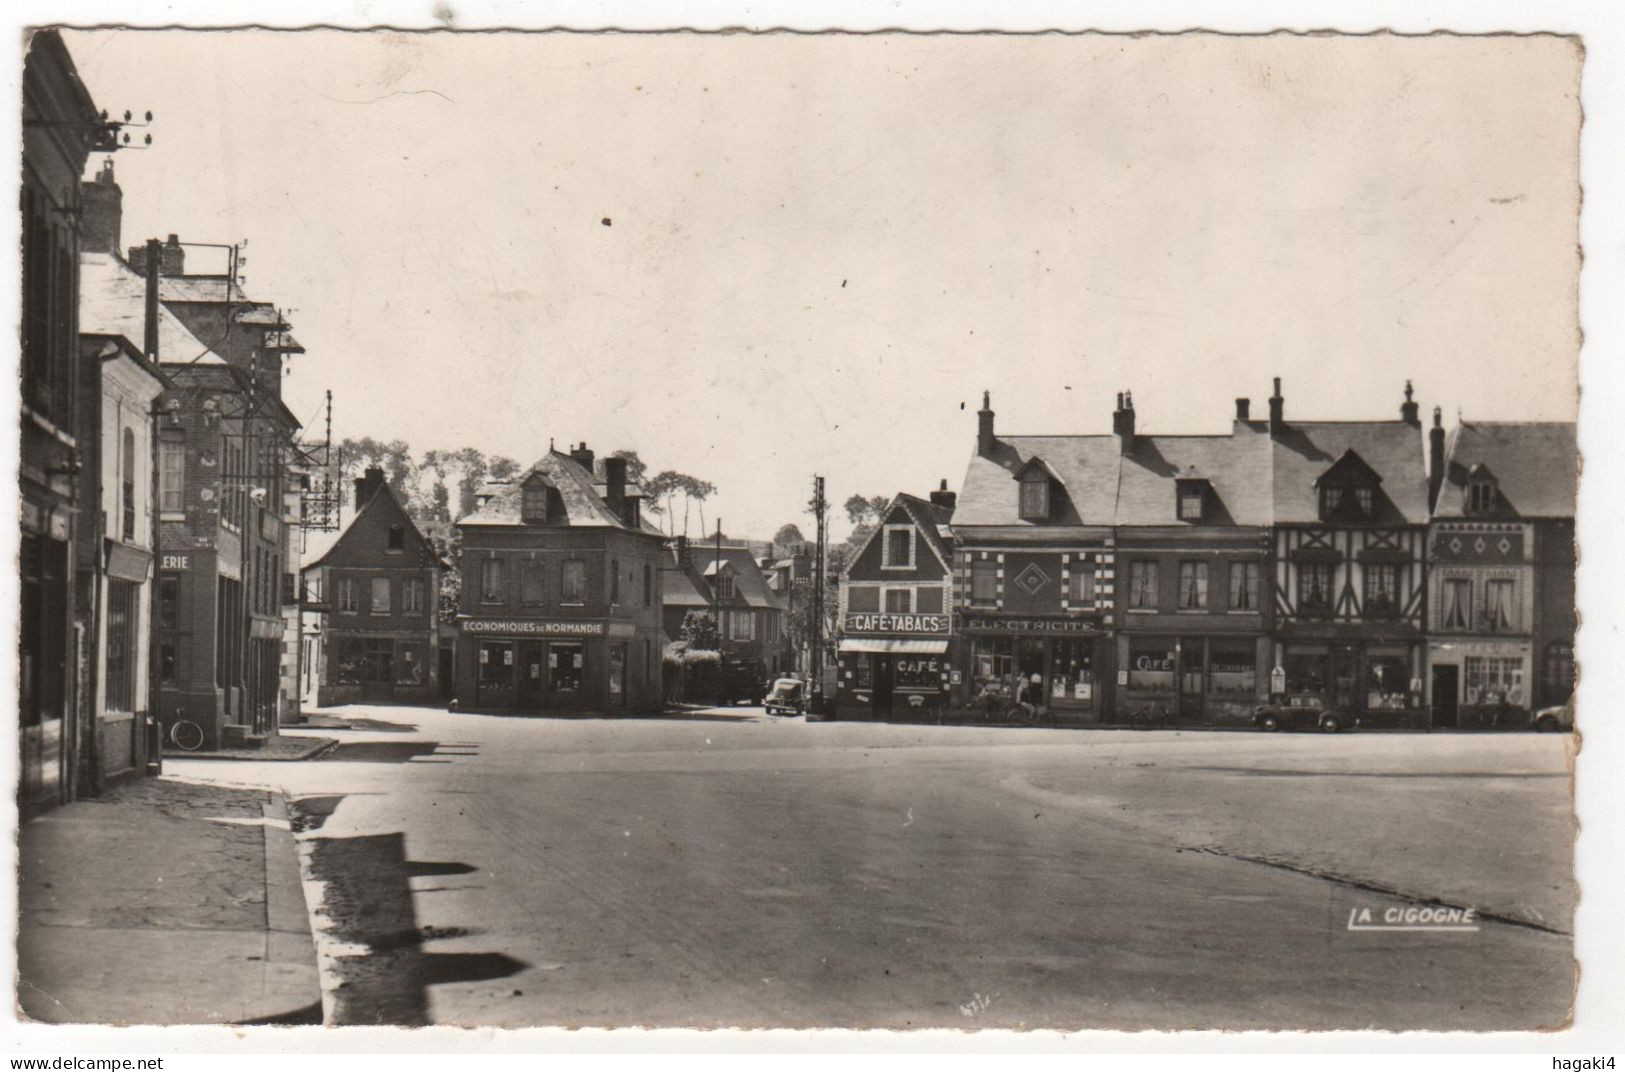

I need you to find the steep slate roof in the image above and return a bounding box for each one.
[686,544,786,611]
[894,493,956,562]
[303,480,446,570]
[954,412,1427,531]
[952,436,1124,531]
[157,276,272,307]
[1259,419,1429,525]
[661,559,714,609]
[458,449,643,530]
[79,252,228,366]
[1434,421,1578,519]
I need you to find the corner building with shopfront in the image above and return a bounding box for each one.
[453,445,664,715]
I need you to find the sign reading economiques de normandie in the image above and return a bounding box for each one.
[461,618,607,637]
[843,612,950,635]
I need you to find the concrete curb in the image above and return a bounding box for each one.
[249,794,324,1024]
[164,736,340,762]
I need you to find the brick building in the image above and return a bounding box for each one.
[1426,417,1578,728]
[302,467,445,706]
[453,445,665,715]
[663,539,790,677]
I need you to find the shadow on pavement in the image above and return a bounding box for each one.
[301,828,525,1026]
[319,741,475,764]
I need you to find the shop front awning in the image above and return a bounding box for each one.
[838,637,949,655]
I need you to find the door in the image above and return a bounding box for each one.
[1331,645,1361,710]
[1431,665,1459,729]
[517,641,546,709]
[609,643,628,711]
[1177,639,1206,723]
[872,655,894,716]
[437,646,455,700]
[1017,638,1047,709]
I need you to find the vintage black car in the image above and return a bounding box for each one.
[764,676,806,717]
[1253,693,1356,733]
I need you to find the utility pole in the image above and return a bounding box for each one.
[810,475,827,715]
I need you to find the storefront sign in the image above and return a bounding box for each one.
[462,618,607,637]
[843,612,950,635]
[958,614,1096,634]
[1270,666,1287,693]
[161,553,192,571]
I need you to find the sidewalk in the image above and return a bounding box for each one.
[163,733,339,762]
[17,777,324,1025]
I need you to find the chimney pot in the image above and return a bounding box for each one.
[929,479,957,514]
[1400,379,1421,425]
[1235,398,1251,421]
[1268,377,1285,437]
[80,160,122,255]
[977,391,997,457]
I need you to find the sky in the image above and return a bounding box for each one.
[61,29,1582,541]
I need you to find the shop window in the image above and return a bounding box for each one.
[1128,638,1176,691]
[1208,641,1256,696]
[1019,475,1051,521]
[848,586,880,613]
[1283,646,1328,694]
[394,642,427,686]
[883,526,915,568]
[1178,562,1208,609]
[1298,563,1334,613]
[1367,650,1411,711]
[1464,656,1524,707]
[970,637,1014,695]
[1229,561,1259,612]
[854,653,873,689]
[1439,577,1472,630]
[478,641,515,688]
[337,576,358,613]
[105,580,138,713]
[1068,569,1095,607]
[481,558,505,603]
[970,560,997,603]
[917,586,944,614]
[896,656,944,690]
[1363,564,1400,618]
[370,577,391,614]
[1128,561,1159,610]
[555,558,591,604]
[520,558,546,605]
[1484,579,1516,631]
[1052,637,1093,703]
[551,642,584,691]
[884,588,913,614]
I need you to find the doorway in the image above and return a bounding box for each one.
[872,656,895,714]
[517,641,546,709]
[1431,665,1459,729]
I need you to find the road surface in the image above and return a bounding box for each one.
[170,706,1575,1031]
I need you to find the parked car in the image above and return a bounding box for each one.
[764,676,806,717]
[1531,695,1575,733]
[1253,693,1356,733]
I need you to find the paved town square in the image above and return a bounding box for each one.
[163,706,1575,1031]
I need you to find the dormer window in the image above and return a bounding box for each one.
[1315,449,1383,523]
[1176,478,1210,522]
[1464,466,1499,516]
[1019,476,1050,521]
[715,571,736,600]
[521,475,549,524]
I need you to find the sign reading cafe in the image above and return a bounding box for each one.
[843,612,950,635]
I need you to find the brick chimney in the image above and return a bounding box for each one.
[929,478,957,515]
[675,535,694,571]
[1428,406,1447,510]
[128,234,186,278]
[569,441,595,473]
[80,159,122,255]
[1400,380,1420,426]
[977,391,996,457]
[1113,391,1137,454]
[353,466,385,507]
[1268,377,1285,437]
[603,455,639,526]
[1235,397,1251,422]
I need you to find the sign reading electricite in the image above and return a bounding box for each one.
[958,614,1097,634]
[462,618,607,637]
[843,612,950,635]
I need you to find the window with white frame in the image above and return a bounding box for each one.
[1129,561,1159,609]
[731,612,756,641]
[1178,561,1208,609]
[970,560,997,603]
[1068,569,1095,606]
[883,526,915,569]
[370,577,391,614]
[1019,476,1050,521]
[1484,578,1517,631]
[337,576,357,613]
[1230,561,1259,611]
[159,439,186,514]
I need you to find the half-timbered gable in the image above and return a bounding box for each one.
[1260,380,1431,724]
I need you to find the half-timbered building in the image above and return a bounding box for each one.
[1264,380,1431,727]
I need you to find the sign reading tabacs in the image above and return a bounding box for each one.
[843,612,950,635]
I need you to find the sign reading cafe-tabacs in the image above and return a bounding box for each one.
[843,612,950,635]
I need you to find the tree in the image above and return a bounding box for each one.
[772,523,806,552]
[844,493,891,527]
[489,455,521,482]
[679,610,720,651]
[604,449,648,487]
[645,470,719,536]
